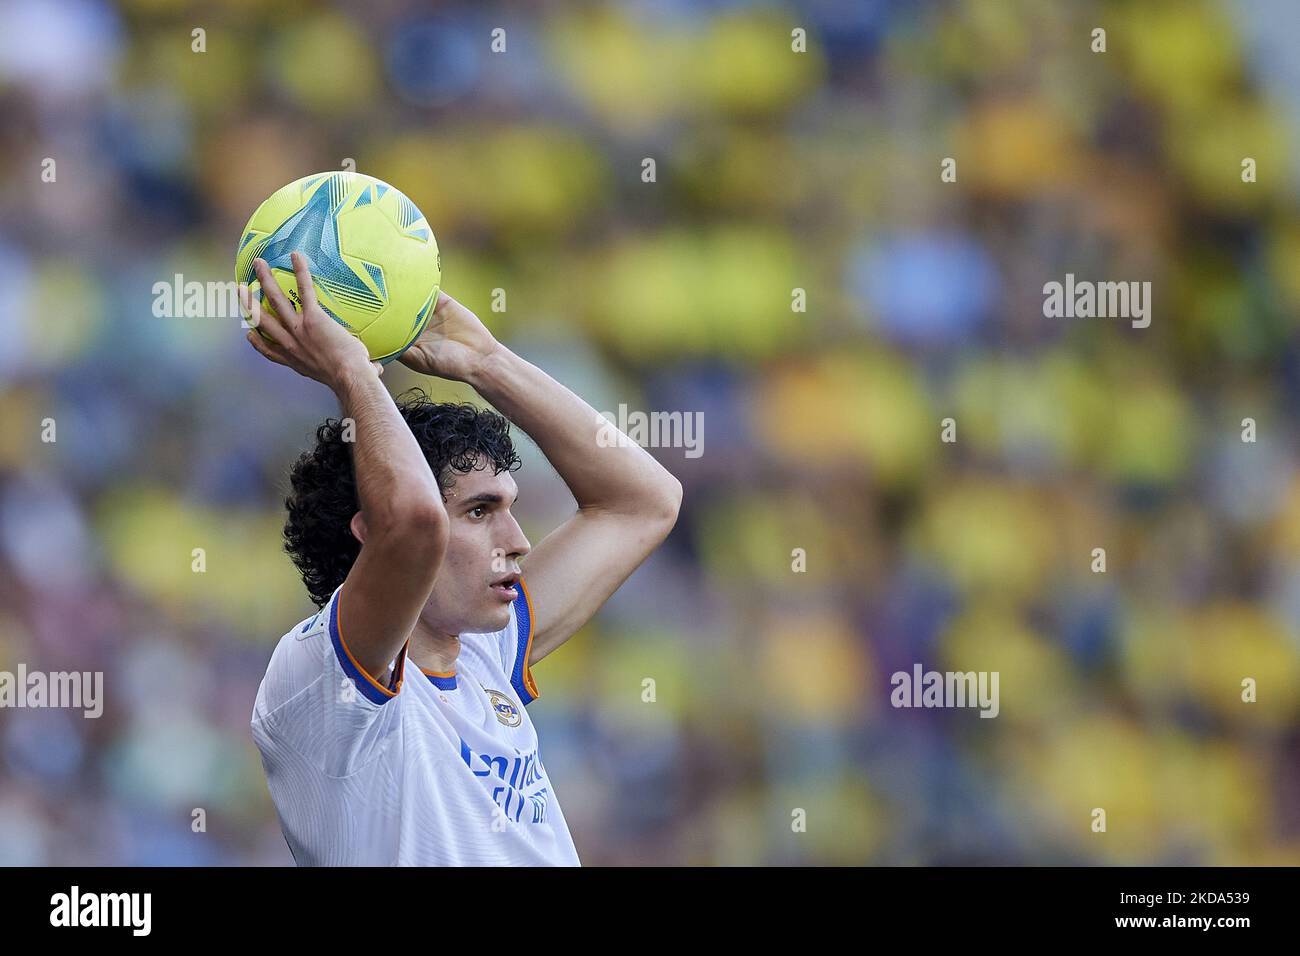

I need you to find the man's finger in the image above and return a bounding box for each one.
[246,329,288,366]
[253,258,300,326]
[237,282,254,328]
[238,281,279,332]
[241,282,289,342]
[291,252,319,312]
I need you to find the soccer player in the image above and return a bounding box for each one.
[245,253,682,865]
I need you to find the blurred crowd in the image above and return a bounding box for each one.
[1,0,1299,865]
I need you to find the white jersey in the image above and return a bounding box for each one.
[250,579,580,866]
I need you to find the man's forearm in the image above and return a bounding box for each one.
[335,369,443,528]
[466,345,680,515]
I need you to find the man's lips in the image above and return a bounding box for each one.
[490,573,520,598]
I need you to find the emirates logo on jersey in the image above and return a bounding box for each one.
[482,685,521,727]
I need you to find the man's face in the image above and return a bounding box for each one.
[421,458,531,637]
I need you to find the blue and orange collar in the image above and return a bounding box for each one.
[421,668,457,691]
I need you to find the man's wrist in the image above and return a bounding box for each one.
[464,340,510,391]
[330,360,380,397]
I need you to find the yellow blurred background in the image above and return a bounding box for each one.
[0,0,1297,864]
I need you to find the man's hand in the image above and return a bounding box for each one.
[398,291,501,383]
[240,252,382,389]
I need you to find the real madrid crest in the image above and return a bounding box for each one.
[482,684,521,727]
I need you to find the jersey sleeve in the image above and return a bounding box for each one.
[501,577,541,705]
[251,583,409,777]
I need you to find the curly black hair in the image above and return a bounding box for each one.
[283,388,522,607]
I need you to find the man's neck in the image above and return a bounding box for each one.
[409,619,461,675]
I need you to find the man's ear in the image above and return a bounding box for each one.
[349,511,367,545]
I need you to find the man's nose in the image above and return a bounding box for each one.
[504,513,531,559]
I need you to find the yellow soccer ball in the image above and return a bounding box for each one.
[236,171,441,363]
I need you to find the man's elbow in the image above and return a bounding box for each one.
[582,476,682,527]
[652,476,683,527]
[371,496,449,556]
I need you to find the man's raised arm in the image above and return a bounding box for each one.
[244,253,447,682]
[399,292,682,662]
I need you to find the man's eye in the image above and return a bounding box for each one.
[471,506,487,519]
